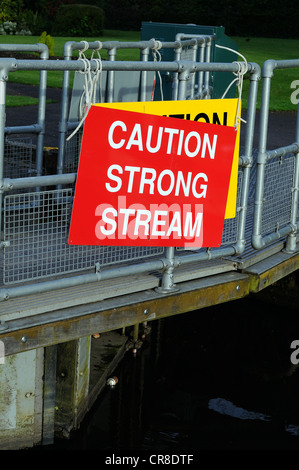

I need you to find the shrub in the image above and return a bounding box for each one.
[0,0,23,23]
[39,31,54,56]
[53,4,104,36]
[0,20,32,35]
[0,21,17,34]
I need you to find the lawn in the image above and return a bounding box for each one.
[1,31,299,111]
[2,30,142,94]
[231,36,299,111]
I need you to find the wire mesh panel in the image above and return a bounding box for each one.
[221,169,243,246]
[63,131,82,173]
[3,189,164,285]
[4,137,34,179]
[175,166,243,252]
[261,155,295,235]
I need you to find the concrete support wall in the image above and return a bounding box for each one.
[0,337,91,448]
[0,330,129,449]
[55,336,91,438]
[0,348,44,450]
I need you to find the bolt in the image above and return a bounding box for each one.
[144,308,149,315]
[236,285,240,291]
[107,376,118,387]
[21,336,27,343]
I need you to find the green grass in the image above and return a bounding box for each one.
[1,30,142,90]
[1,31,299,111]
[231,37,299,111]
[6,95,38,107]
[6,95,56,106]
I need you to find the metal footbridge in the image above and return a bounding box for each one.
[0,23,299,449]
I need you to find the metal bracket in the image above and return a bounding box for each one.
[95,262,101,273]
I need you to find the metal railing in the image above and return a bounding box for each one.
[58,37,216,175]
[1,43,49,178]
[252,59,299,253]
[174,33,214,99]
[0,36,298,305]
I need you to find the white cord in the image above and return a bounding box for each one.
[66,43,103,141]
[215,44,248,129]
[151,39,164,101]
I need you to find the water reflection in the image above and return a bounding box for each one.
[52,285,299,451]
[208,398,271,421]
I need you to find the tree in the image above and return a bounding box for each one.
[0,0,23,22]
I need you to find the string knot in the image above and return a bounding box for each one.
[67,42,103,141]
[150,38,164,101]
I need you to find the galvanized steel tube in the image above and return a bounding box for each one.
[252,59,299,251]
[0,245,237,302]
[252,62,273,250]
[0,55,258,301]
[0,67,9,236]
[0,44,49,177]
[234,63,260,254]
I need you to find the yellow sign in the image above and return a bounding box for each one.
[94,99,240,219]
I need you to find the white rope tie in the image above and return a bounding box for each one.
[151,39,164,101]
[215,44,248,130]
[90,45,103,104]
[67,42,103,141]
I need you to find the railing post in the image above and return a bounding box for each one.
[35,46,49,177]
[139,46,149,102]
[155,64,192,294]
[285,103,299,253]
[0,67,7,236]
[106,47,116,103]
[57,41,73,176]
[252,61,275,250]
[234,63,260,254]
[172,39,182,100]
[177,65,193,101]
[156,247,179,293]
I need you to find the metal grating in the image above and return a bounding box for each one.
[3,189,164,285]
[4,137,34,179]
[63,131,82,174]
[221,169,243,246]
[261,155,294,235]
[176,166,243,251]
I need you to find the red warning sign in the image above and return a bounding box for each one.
[68,106,237,248]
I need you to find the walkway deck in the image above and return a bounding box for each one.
[1,235,299,357]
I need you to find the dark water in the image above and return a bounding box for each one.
[46,285,299,453]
